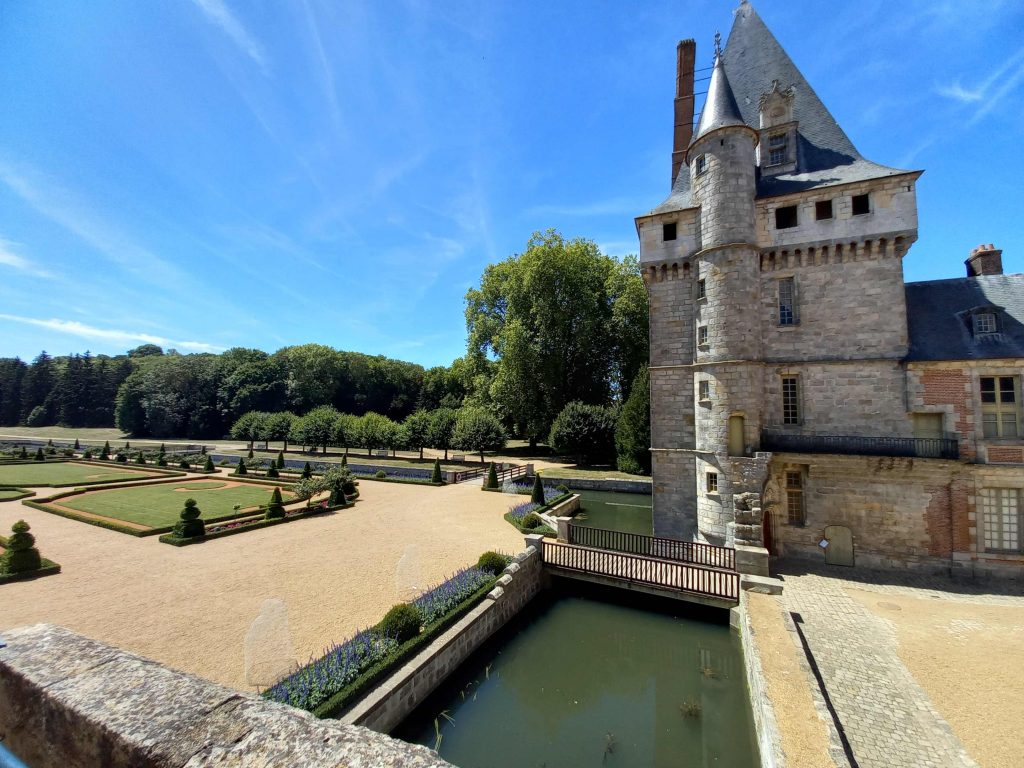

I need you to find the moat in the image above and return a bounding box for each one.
[393,583,759,768]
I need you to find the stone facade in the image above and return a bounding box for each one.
[638,4,1024,577]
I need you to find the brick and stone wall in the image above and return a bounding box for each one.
[0,624,453,768]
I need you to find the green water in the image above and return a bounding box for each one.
[393,585,759,768]
[574,490,653,535]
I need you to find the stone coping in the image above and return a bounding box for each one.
[0,624,453,768]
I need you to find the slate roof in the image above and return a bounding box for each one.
[647,1,915,216]
[691,54,747,144]
[905,274,1024,361]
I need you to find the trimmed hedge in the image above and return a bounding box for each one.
[0,487,34,502]
[159,502,349,546]
[352,474,443,487]
[0,532,61,584]
[311,579,496,718]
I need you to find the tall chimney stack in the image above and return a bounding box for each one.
[671,39,696,187]
[966,243,1004,277]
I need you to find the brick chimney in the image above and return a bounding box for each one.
[671,39,696,187]
[965,243,1003,277]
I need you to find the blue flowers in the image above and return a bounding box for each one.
[414,566,492,625]
[263,565,494,712]
[508,499,542,522]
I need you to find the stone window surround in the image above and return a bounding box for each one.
[968,470,1024,562]
[698,378,712,404]
[979,487,1023,554]
[783,465,807,526]
[777,275,798,326]
[781,373,802,426]
[695,154,707,176]
[697,278,707,301]
[697,325,709,348]
[978,373,1021,440]
[706,470,719,495]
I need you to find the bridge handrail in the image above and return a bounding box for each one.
[542,540,739,602]
[566,524,735,571]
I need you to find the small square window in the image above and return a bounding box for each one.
[852,194,870,215]
[815,200,833,220]
[775,205,798,229]
[697,279,706,300]
[706,472,718,494]
[662,222,677,241]
[697,326,709,347]
[973,313,997,336]
[695,155,707,175]
[698,380,711,402]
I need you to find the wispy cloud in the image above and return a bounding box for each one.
[0,160,185,288]
[525,197,644,218]
[935,46,1024,122]
[190,0,269,73]
[0,314,225,354]
[0,238,52,279]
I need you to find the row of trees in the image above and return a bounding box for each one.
[230,406,508,463]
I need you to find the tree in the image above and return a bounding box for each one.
[235,457,248,476]
[531,473,545,505]
[290,405,339,453]
[485,462,499,489]
[465,230,647,444]
[265,487,285,519]
[431,458,443,484]
[616,366,651,475]
[357,412,398,456]
[127,344,164,358]
[264,411,295,450]
[20,352,55,425]
[402,410,433,459]
[548,401,619,466]
[428,408,458,460]
[230,411,268,449]
[452,407,506,463]
[172,498,205,539]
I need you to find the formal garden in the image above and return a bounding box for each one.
[0,459,174,487]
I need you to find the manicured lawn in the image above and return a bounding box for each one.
[539,466,652,481]
[0,461,162,487]
[0,488,30,500]
[59,479,294,528]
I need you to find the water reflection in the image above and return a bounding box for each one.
[573,490,653,535]
[393,583,758,768]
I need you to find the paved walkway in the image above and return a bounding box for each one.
[775,562,1024,768]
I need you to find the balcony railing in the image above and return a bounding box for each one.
[761,431,959,460]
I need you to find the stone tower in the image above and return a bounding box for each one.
[638,1,921,551]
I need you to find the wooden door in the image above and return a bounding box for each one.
[824,525,854,566]
[728,415,745,457]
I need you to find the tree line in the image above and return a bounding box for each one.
[0,230,652,472]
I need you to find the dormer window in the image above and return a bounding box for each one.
[768,134,788,166]
[974,313,997,336]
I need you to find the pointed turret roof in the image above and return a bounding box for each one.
[647,0,916,215]
[690,52,747,144]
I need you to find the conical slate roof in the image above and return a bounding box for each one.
[691,53,747,144]
[648,0,915,215]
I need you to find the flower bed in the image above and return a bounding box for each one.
[264,564,499,716]
[503,489,570,536]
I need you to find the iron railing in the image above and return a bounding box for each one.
[761,431,959,460]
[542,540,739,602]
[567,524,735,570]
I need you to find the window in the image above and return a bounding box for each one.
[695,155,707,175]
[782,376,800,424]
[778,277,797,326]
[980,488,1022,553]
[706,472,718,494]
[981,376,1019,437]
[697,279,706,300]
[785,471,805,525]
[663,222,677,241]
[815,200,833,220]
[768,133,787,165]
[697,325,709,347]
[973,313,997,336]
[775,205,798,229]
[698,380,711,402]
[851,193,870,215]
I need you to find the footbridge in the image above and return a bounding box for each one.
[534,524,740,609]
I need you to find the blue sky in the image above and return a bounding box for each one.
[1,0,1022,366]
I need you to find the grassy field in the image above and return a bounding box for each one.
[59,479,294,528]
[539,466,652,481]
[0,461,163,487]
[0,488,30,500]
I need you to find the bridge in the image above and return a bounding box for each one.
[536,524,740,609]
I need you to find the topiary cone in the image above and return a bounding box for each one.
[4,520,42,573]
[34,447,45,461]
[276,451,285,469]
[486,461,499,489]
[301,462,312,479]
[173,499,205,538]
[204,455,214,472]
[431,458,443,484]
[531,473,545,505]
[236,457,248,475]
[265,487,286,519]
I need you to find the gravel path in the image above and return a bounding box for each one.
[0,478,523,692]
